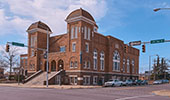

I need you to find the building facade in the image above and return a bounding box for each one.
[21,8,139,85]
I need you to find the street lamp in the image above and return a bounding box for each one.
[154,8,170,12]
[149,54,158,81]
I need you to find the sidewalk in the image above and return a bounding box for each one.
[0,83,102,89]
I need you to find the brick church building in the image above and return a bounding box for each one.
[20,8,139,85]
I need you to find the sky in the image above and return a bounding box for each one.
[0,0,170,73]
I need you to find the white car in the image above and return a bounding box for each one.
[104,79,123,87]
[153,80,162,85]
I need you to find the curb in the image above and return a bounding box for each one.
[0,84,102,89]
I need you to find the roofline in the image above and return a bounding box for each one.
[66,8,95,22]
[65,16,96,26]
[106,35,124,42]
[50,33,67,38]
[27,28,53,34]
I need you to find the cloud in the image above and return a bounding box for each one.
[0,8,32,36]
[0,0,108,37]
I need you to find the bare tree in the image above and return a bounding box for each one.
[0,46,20,80]
[152,56,170,80]
[0,57,8,68]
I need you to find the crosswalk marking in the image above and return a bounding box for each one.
[115,95,154,100]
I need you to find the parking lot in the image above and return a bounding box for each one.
[0,83,170,100]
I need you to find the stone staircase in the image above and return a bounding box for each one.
[25,71,60,86]
[24,70,43,83]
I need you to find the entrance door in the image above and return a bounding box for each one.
[51,60,56,71]
[44,61,49,72]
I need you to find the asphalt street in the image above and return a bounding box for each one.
[0,84,170,100]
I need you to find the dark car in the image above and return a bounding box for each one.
[141,80,148,85]
[132,80,138,85]
[135,80,142,85]
[162,79,169,84]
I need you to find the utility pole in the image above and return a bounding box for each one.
[149,54,158,81]
[149,56,151,81]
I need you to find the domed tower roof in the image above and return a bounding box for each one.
[27,21,52,32]
[65,8,96,22]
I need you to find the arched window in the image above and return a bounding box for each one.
[100,51,104,70]
[75,26,77,38]
[132,59,135,73]
[70,61,73,68]
[87,61,90,69]
[127,59,130,73]
[69,57,78,68]
[51,60,56,71]
[88,27,90,40]
[71,27,74,39]
[93,49,97,70]
[113,51,120,71]
[84,26,87,39]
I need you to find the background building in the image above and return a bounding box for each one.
[0,67,4,79]
[21,8,139,85]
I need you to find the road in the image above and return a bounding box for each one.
[0,84,170,100]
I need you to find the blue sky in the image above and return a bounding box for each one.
[0,0,170,73]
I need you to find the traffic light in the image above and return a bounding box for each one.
[6,44,9,52]
[124,45,128,53]
[142,45,145,53]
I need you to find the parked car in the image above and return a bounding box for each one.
[122,79,133,86]
[162,79,169,83]
[141,80,148,85]
[153,80,163,85]
[134,80,143,85]
[104,79,123,87]
[132,80,137,85]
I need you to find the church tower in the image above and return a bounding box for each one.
[26,21,52,73]
[65,8,98,70]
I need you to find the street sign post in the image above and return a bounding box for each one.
[129,41,141,46]
[150,39,165,44]
[11,42,25,47]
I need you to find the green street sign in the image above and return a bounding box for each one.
[150,39,165,44]
[12,42,24,47]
